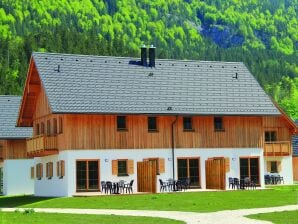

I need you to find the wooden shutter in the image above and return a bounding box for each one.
[225,158,230,172]
[159,158,165,173]
[57,161,60,177]
[127,159,134,174]
[277,161,282,172]
[267,161,271,173]
[30,167,34,179]
[112,160,118,175]
[61,160,65,177]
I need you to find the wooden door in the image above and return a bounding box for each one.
[205,158,226,190]
[137,161,157,193]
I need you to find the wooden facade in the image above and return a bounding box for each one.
[0,139,27,161]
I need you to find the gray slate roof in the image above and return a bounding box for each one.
[0,96,32,139]
[32,52,280,115]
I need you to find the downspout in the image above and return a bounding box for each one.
[171,116,178,180]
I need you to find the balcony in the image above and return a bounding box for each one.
[264,141,291,157]
[27,135,58,157]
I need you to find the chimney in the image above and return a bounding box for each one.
[149,45,155,67]
[141,44,147,66]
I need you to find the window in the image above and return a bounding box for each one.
[112,159,134,176]
[46,162,53,179]
[47,120,51,136]
[267,161,281,173]
[118,160,127,176]
[40,122,45,135]
[36,163,43,180]
[265,131,277,142]
[270,161,278,173]
[53,118,57,135]
[117,116,127,130]
[183,117,193,131]
[214,117,224,131]
[35,123,40,135]
[148,117,157,131]
[59,117,63,134]
[57,160,65,178]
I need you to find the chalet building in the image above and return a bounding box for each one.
[0,96,33,195]
[17,48,297,197]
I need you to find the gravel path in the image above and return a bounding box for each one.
[2,205,298,224]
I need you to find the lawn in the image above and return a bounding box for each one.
[0,211,184,224]
[247,210,298,224]
[0,185,297,213]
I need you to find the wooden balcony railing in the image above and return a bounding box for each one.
[264,141,291,157]
[27,135,58,157]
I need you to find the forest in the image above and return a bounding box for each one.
[0,0,297,119]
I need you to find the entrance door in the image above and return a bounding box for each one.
[76,160,100,192]
[240,157,260,184]
[137,161,157,193]
[177,158,200,187]
[205,158,226,190]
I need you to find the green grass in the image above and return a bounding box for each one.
[0,185,297,212]
[0,211,184,224]
[247,210,298,224]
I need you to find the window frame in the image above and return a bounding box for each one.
[35,123,40,136]
[265,131,277,142]
[183,116,194,131]
[58,117,63,134]
[53,118,58,135]
[57,160,65,179]
[214,117,224,132]
[148,116,158,132]
[47,120,51,136]
[270,161,278,173]
[40,122,45,135]
[117,116,127,131]
[117,159,128,176]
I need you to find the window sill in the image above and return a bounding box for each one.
[214,129,225,132]
[183,129,195,132]
[117,128,128,132]
[148,129,159,133]
[117,174,129,177]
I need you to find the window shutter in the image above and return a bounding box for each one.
[30,167,34,179]
[225,158,230,172]
[277,161,282,172]
[159,158,165,173]
[57,161,60,177]
[127,160,134,174]
[112,160,118,175]
[61,160,65,177]
[40,163,43,178]
[267,161,271,173]
[46,163,49,178]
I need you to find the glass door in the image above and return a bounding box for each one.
[76,160,100,192]
[88,161,99,190]
[177,158,200,188]
[240,157,260,185]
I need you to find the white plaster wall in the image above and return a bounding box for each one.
[34,148,264,197]
[264,156,293,184]
[3,159,34,195]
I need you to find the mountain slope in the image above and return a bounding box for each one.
[0,0,297,118]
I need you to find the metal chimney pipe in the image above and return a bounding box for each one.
[141,44,147,66]
[149,45,155,67]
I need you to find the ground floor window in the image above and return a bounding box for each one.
[177,157,200,187]
[240,157,260,185]
[76,160,100,192]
